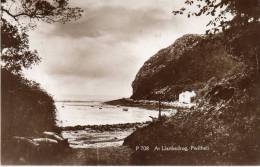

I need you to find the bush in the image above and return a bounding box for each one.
[1,68,58,162]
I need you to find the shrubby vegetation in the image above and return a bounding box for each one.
[1,68,57,138]
[1,68,59,164]
[1,0,83,164]
[125,25,260,165]
[125,0,260,165]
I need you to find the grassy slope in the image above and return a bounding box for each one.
[124,65,260,165]
[124,27,260,165]
[54,146,133,165]
[4,146,133,165]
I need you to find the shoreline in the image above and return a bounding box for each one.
[104,98,174,110]
[55,99,178,153]
[57,98,177,132]
[58,121,151,132]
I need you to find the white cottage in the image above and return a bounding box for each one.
[179,91,196,104]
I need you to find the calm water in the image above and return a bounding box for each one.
[55,101,176,148]
[55,101,176,127]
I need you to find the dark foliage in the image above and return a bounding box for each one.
[1,0,83,164]
[1,69,57,138]
[225,23,260,75]
[1,68,60,163]
[173,0,260,75]
[126,0,260,165]
[1,0,83,24]
[1,18,40,74]
[126,22,260,165]
[1,0,83,74]
[125,52,260,165]
[173,0,260,34]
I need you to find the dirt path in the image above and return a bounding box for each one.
[54,146,133,165]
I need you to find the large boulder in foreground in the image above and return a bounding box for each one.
[131,34,240,101]
[3,132,69,165]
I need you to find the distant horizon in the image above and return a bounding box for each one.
[54,94,127,102]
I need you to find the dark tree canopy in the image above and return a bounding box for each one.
[173,0,260,34]
[1,0,83,24]
[1,18,40,73]
[1,0,83,74]
[173,0,260,75]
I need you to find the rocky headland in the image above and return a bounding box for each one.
[123,28,260,165]
[131,34,241,101]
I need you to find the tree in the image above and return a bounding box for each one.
[1,0,83,74]
[173,0,260,34]
[173,0,260,76]
[1,18,40,73]
[1,2,83,163]
[1,0,83,24]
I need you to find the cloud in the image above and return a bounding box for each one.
[35,4,178,81]
[44,37,138,79]
[44,6,176,41]
[26,0,210,99]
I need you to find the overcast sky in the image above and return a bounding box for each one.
[24,0,211,101]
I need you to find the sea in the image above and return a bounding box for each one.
[55,100,176,148]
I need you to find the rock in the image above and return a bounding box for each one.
[123,108,128,111]
[33,138,58,145]
[42,131,69,147]
[43,131,64,141]
[13,136,39,147]
[11,136,40,163]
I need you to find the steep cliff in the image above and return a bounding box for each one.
[131,34,241,101]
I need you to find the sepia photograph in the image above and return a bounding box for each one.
[1,0,260,165]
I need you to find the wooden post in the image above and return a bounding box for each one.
[158,97,161,120]
[255,49,259,76]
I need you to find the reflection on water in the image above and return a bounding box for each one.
[55,101,176,127]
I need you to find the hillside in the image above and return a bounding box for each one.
[131,34,241,101]
[1,69,61,164]
[124,27,260,165]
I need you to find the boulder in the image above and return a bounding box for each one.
[43,131,64,141]
[33,138,58,145]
